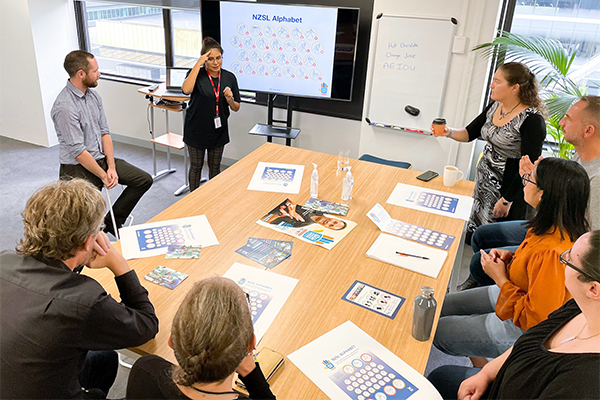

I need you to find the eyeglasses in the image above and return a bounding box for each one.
[521,173,537,187]
[189,386,239,399]
[560,249,597,282]
[207,56,222,63]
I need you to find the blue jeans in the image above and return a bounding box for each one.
[433,286,525,358]
[469,221,527,285]
[427,366,484,400]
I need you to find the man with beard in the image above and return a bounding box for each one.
[51,50,152,237]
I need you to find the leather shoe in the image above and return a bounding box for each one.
[457,275,481,291]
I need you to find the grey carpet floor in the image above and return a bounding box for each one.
[0,136,472,398]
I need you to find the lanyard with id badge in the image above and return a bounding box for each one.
[207,69,222,129]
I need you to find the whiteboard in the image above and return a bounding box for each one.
[366,14,457,133]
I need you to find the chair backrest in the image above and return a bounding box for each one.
[358,154,412,169]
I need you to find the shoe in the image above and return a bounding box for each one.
[457,275,481,291]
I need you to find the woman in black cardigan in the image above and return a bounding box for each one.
[428,230,600,400]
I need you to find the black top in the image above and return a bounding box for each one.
[126,354,276,400]
[183,67,241,149]
[0,251,159,399]
[465,102,546,203]
[488,299,600,399]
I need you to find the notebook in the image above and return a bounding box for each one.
[366,233,448,279]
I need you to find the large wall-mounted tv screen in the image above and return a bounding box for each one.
[219,1,359,101]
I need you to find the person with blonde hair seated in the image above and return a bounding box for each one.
[428,230,600,399]
[127,277,276,399]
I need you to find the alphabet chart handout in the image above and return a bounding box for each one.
[288,321,442,400]
[222,262,298,343]
[119,215,219,260]
[386,183,474,221]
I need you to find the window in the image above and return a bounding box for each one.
[511,0,600,94]
[77,1,201,82]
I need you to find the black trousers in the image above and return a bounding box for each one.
[187,145,224,191]
[79,350,119,398]
[60,158,152,231]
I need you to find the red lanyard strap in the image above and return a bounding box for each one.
[206,69,221,116]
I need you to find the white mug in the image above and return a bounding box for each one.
[443,165,464,187]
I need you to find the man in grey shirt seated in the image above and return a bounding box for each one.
[0,179,159,398]
[51,50,152,237]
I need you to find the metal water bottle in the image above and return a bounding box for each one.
[412,286,437,341]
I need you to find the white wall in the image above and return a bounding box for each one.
[0,0,76,146]
[3,0,500,176]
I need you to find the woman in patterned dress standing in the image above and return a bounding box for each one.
[436,62,546,243]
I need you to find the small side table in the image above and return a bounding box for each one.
[138,84,190,196]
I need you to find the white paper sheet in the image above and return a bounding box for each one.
[247,162,305,194]
[386,183,474,221]
[366,233,447,279]
[288,321,442,400]
[119,215,219,260]
[223,262,299,343]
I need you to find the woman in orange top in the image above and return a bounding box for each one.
[433,157,590,359]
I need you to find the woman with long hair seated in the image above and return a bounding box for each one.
[428,230,600,399]
[433,157,590,361]
[126,277,276,399]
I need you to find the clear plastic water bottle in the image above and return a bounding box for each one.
[310,163,318,198]
[341,167,353,201]
[412,286,437,341]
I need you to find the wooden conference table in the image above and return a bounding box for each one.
[86,143,474,399]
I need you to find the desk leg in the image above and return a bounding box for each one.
[174,145,190,196]
[267,136,273,143]
[286,138,291,146]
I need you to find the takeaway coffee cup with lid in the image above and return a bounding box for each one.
[432,118,447,137]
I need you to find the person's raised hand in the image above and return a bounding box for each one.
[519,155,542,178]
[197,51,211,67]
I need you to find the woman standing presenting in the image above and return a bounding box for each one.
[436,62,546,243]
[182,37,241,191]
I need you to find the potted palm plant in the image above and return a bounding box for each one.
[474,31,588,159]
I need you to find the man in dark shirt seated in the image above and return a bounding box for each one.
[0,179,159,399]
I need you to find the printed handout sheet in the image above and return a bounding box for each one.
[247,162,305,194]
[256,198,356,250]
[367,203,455,250]
[386,183,474,221]
[119,215,219,260]
[222,262,299,343]
[288,321,442,400]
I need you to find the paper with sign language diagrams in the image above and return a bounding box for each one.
[386,183,474,221]
[223,262,298,343]
[288,321,442,400]
[247,162,305,194]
